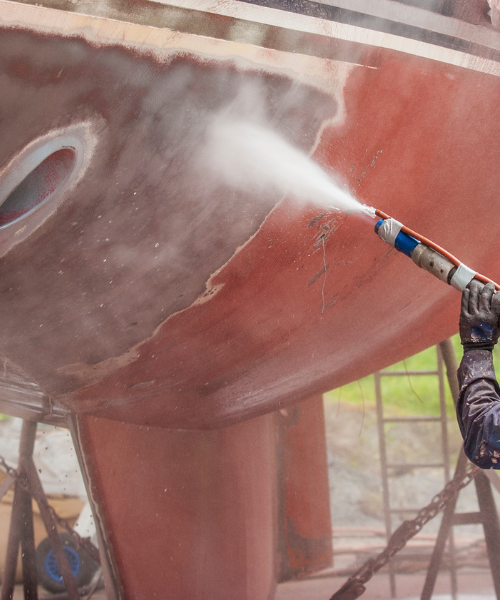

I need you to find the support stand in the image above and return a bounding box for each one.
[421,449,500,600]
[0,420,80,600]
[421,341,500,600]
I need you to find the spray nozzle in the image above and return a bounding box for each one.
[374,215,483,291]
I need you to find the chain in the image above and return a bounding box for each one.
[0,454,31,495]
[329,463,480,600]
[0,454,20,479]
[44,499,101,564]
[0,453,100,564]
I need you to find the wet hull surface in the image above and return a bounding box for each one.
[1,0,500,597]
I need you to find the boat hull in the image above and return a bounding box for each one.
[1,1,500,598]
[0,3,500,428]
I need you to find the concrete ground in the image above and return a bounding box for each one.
[12,585,107,599]
[11,568,495,599]
[276,569,495,600]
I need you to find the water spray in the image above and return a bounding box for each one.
[201,116,499,293]
[373,209,500,291]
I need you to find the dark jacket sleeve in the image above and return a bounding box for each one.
[457,349,500,469]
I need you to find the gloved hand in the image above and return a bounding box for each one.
[460,280,500,351]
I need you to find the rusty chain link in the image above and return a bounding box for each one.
[44,499,101,565]
[329,463,480,600]
[0,453,19,479]
[0,453,100,565]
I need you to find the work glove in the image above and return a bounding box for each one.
[460,280,500,351]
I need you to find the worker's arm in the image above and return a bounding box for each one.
[457,349,500,468]
[456,281,500,468]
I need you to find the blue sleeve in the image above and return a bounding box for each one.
[457,349,500,469]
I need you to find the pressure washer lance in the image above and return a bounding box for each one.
[374,209,500,292]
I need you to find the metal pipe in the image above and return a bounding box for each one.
[24,457,81,600]
[438,339,459,406]
[19,422,38,600]
[374,211,500,291]
[0,420,38,600]
[1,479,24,600]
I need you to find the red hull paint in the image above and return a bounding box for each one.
[0,8,499,429]
[277,396,332,581]
[71,49,500,429]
